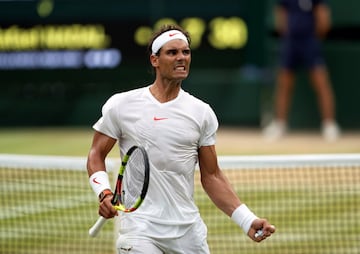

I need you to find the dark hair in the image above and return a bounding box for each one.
[147,24,191,56]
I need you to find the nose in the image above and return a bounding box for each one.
[176,52,188,61]
[176,53,185,60]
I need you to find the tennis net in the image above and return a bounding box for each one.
[1,153,359,254]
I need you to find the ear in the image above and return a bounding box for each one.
[150,54,159,67]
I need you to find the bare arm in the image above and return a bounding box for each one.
[87,131,117,177]
[198,145,275,241]
[198,145,241,216]
[87,131,117,218]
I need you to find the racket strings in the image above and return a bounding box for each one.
[121,149,146,208]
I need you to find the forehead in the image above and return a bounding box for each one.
[161,39,189,50]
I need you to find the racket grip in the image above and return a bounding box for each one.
[89,216,107,237]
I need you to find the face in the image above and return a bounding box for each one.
[151,39,191,82]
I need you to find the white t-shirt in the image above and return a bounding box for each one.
[93,86,218,238]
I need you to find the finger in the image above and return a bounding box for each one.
[264,225,276,237]
[268,224,276,233]
[99,202,117,218]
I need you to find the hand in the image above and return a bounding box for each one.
[248,218,276,242]
[99,195,118,219]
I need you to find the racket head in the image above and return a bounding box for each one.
[112,145,150,213]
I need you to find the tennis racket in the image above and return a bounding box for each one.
[89,145,150,237]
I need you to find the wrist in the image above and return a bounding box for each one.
[231,204,258,234]
[98,189,113,202]
[89,171,111,197]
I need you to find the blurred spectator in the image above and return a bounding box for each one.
[263,0,340,142]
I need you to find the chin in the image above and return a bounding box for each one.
[175,72,188,79]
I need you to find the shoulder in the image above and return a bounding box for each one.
[181,89,218,122]
[108,86,147,102]
[102,86,147,112]
[181,89,210,108]
[110,87,146,100]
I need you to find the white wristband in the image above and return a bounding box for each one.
[89,171,111,197]
[231,204,258,234]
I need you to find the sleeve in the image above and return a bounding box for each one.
[92,94,122,140]
[198,104,219,147]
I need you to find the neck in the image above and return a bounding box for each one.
[149,81,181,103]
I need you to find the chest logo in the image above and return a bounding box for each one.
[153,117,168,121]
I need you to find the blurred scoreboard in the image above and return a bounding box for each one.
[0,0,267,126]
[2,0,359,127]
[0,18,248,69]
[0,0,266,71]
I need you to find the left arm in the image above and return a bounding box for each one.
[198,145,240,216]
[198,145,275,241]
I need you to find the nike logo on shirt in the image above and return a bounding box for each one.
[153,117,168,121]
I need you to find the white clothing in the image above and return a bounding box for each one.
[93,86,218,251]
[116,217,209,254]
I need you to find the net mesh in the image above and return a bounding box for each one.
[1,153,359,254]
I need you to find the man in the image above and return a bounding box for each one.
[263,0,340,142]
[87,24,275,254]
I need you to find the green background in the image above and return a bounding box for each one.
[0,0,359,129]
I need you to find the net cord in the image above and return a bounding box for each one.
[1,153,360,171]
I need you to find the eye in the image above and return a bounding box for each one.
[183,49,191,56]
[167,49,178,56]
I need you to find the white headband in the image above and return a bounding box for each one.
[151,30,189,55]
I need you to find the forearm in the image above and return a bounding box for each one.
[198,146,271,238]
[87,147,113,197]
[202,172,260,235]
[87,131,116,176]
[87,148,108,176]
[201,171,241,216]
[87,131,116,196]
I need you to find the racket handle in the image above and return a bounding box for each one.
[89,216,107,237]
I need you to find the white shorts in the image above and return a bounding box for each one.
[116,218,210,254]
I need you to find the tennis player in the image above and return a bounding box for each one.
[87,24,275,254]
[263,0,340,142]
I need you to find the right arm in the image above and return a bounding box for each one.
[87,131,116,177]
[87,131,117,218]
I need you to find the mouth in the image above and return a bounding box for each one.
[174,66,186,71]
